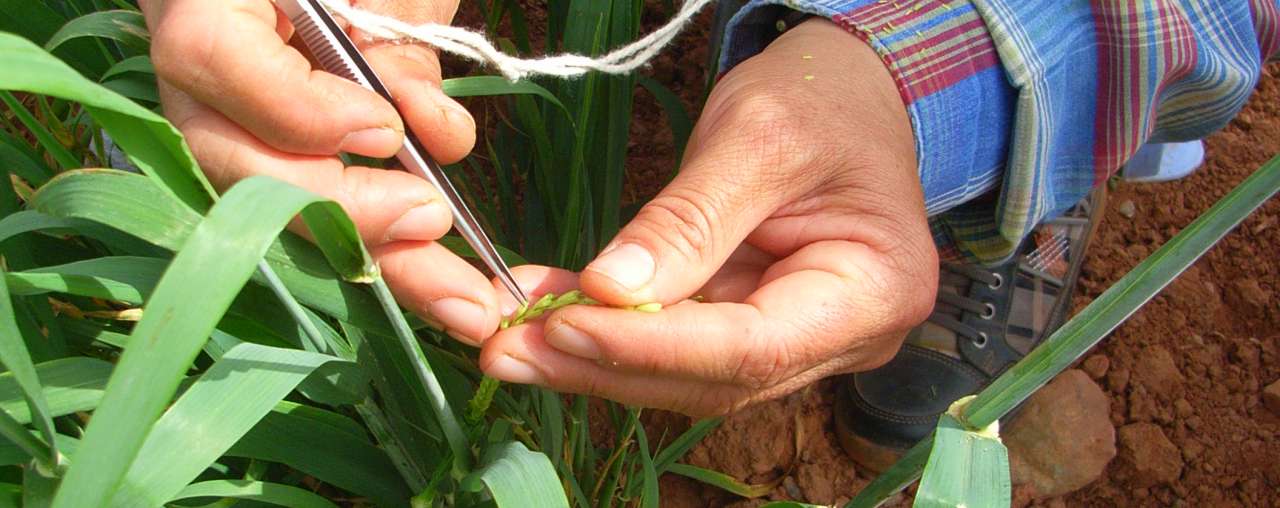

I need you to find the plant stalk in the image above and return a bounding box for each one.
[370,275,473,476]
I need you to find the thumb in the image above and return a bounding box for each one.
[580,157,783,306]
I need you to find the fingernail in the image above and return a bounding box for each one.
[428,297,487,340]
[487,355,546,385]
[340,127,401,155]
[385,201,447,242]
[441,99,473,124]
[586,243,655,292]
[545,323,601,360]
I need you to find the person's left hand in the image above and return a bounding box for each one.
[477,19,939,416]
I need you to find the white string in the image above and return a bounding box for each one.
[317,0,717,81]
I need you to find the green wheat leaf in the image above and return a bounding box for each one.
[50,176,369,507]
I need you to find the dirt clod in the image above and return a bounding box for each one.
[1117,423,1184,487]
[1082,354,1110,380]
[1130,346,1184,399]
[1265,379,1280,416]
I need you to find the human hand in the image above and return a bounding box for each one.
[480,19,939,416]
[142,0,503,342]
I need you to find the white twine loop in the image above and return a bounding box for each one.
[317,0,717,81]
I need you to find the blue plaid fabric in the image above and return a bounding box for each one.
[717,0,1280,262]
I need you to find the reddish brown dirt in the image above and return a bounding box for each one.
[658,64,1280,507]
[1061,62,1280,507]
[450,4,1280,506]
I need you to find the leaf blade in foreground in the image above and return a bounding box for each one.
[50,176,368,507]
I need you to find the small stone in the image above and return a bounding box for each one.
[1131,346,1184,398]
[1082,354,1110,380]
[1173,398,1194,418]
[1264,379,1280,416]
[1107,368,1131,392]
[1226,279,1272,315]
[1118,200,1137,218]
[1181,440,1204,461]
[1006,370,1116,498]
[1118,423,1184,487]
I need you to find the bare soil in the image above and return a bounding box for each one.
[654,61,1280,508]
[449,4,1280,506]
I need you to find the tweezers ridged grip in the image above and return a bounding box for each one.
[292,15,361,82]
[273,0,529,305]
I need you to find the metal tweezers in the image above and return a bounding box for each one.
[276,0,528,305]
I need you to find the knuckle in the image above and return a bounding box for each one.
[151,21,210,88]
[888,249,939,331]
[633,191,720,265]
[719,89,815,170]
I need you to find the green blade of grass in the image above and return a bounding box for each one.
[666,463,776,498]
[369,276,472,475]
[846,438,932,508]
[0,273,61,471]
[0,408,51,471]
[229,402,412,507]
[443,76,570,119]
[50,175,371,507]
[169,480,339,508]
[0,209,163,257]
[5,256,166,305]
[56,317,130,349]
[23,462,58,508]
[0,91,80,171]
[851,156,1280,507]
[0,0,110,78]
[913,405,1009,508]
[0,357,112,424]
[112,343,355,506]
[632,414,659,508]
[30,170,201,249]
[28,170,396,336]
[0,433,81,468]
[653,418,720,473]
[473,441,570,508]
[0,32,214,211]
[5,270,144,304]
[100,76,158,104]
[594,0,640,248]
[0,129,55,186]
[44,10,149,54]
[98,54,152,82]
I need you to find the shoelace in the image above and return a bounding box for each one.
[928,263,1003,348]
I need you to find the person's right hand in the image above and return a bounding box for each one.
[140,0,503,343]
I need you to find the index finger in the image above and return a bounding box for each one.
[535,240,931,386]
[149,0,405,157]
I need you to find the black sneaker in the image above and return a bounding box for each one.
[834,188,1107,472]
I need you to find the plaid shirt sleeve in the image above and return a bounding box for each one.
[717,0,1280,263]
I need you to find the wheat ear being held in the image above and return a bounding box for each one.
[316,0,717,81]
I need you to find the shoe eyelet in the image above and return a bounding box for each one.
[972,332,989,348]
[980,302,996,320]
[988,273,1003,290]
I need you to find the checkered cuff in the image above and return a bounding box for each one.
[717,0,1019,260]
